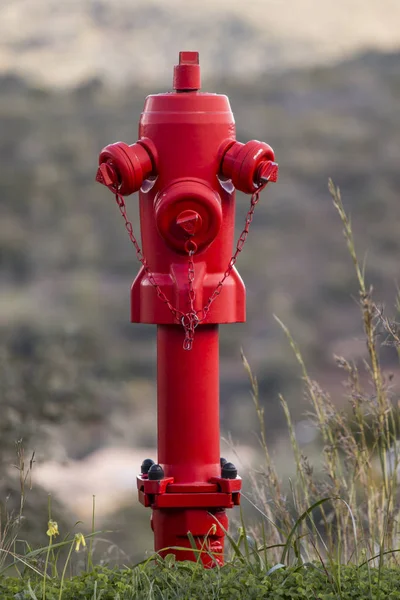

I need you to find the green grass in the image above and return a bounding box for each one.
[3,559,400,599]
[1,179,400,597]
[240,180,400,571]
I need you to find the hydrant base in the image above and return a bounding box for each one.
[151,508,229,567]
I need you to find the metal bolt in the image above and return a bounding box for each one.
[176,210,202,235]
[220,457,227,468]
[141,458,155,475]
[221,461,237,479]
[148,463,165,481]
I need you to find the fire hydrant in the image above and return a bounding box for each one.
[96,51,278,567]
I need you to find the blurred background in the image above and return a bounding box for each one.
[1,0,400,565]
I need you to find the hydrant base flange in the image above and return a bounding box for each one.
[137,474,241,509]
[137,473,241,567]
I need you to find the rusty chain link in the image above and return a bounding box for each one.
[112,184,266,350]
[182,249,199,350]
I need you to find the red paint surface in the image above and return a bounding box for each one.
[157,324,220,483]
[96,51,277,566]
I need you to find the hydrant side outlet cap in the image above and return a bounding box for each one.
[174,51,201,91]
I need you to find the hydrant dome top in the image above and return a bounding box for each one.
[142,92,233,118]
[140,51,234,118]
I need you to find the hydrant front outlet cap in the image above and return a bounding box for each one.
[155,179,223,253]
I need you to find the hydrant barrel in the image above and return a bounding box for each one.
[157,324,220,483]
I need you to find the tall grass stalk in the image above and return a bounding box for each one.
[244,180,400,567]
[0,441,35,573]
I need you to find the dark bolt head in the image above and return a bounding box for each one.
[141,458,155,475]
[148,464,165,481]
[220,457,227,468]
[221,462,237,479]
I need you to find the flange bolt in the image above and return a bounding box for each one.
[148,464,165,481]
[221,462,237,479]
[141,458,155,475]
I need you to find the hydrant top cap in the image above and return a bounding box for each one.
[173,51,201,92]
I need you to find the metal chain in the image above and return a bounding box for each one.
[111,183,266,350]
[199,185,264,322]
[182,250,199,351]
[114,191,185,324]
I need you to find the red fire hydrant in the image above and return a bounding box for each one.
[96,52,278,567]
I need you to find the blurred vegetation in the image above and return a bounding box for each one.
[1,49,400,560]
[243,181,400,567]
[1,183,400,588]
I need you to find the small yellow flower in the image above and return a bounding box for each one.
[74,532,87,552]
[46,520,59,538]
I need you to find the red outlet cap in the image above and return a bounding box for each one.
[173,51,201,91]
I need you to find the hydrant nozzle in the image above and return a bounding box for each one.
[176,210,202,235]
[173,51,201,92]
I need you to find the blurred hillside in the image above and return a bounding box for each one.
[1,47,400,561]
[1,0,400,87]
[1,47,399,456]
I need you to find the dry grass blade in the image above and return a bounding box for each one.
[245,180,400,567]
